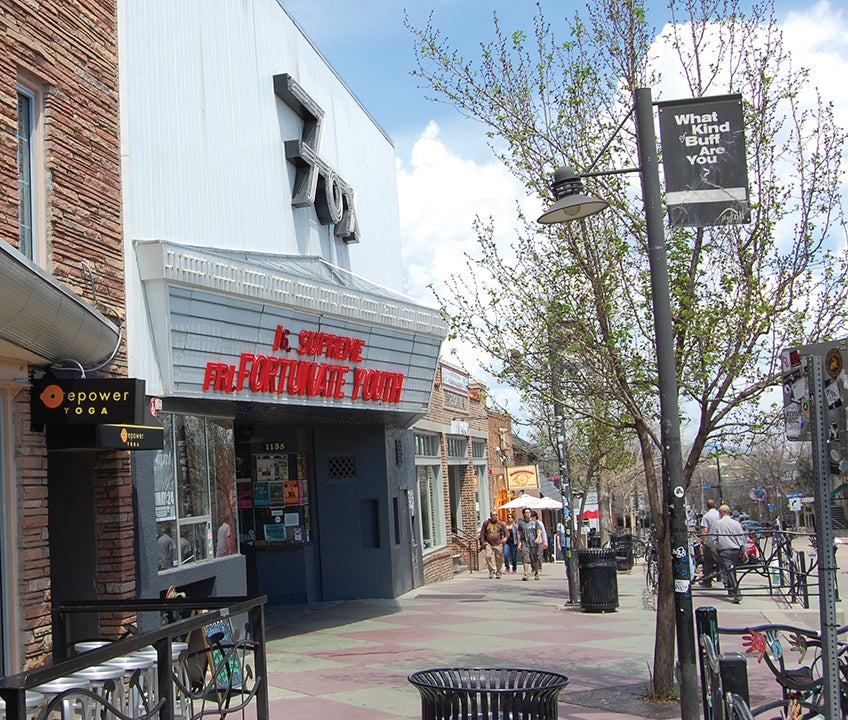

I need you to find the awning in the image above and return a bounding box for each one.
[134,240,448,426]
[0,238,120,368]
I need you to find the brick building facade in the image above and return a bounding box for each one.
[0,1,132,672]
[413,362,514,585]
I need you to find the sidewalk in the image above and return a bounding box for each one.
[258,547,847,719]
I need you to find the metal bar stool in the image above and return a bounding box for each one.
[133,642,189,720]
[72,642,112,656]
[104,656,156,717]
[67,666,125,720]
[31,679,91,720]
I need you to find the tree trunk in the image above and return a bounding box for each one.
[635,422,676,696]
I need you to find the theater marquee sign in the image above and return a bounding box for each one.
[203,324,405,404]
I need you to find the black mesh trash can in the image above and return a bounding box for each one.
[577,549,619,612]
[408,668,569,720]
[609,533,634,571]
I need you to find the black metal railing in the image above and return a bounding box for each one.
[0,595,267,720]
[451,529,480,572]
[691,529,817,607]
[696,605,847,718]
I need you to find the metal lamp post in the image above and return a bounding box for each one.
[537,88,698,719]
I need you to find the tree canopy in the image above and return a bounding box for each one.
[407,0,848,698]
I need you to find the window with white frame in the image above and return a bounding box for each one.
[154,414,238,571]
[472,440,486,460]
[416,465,444,551]
[16,84,41,263]
[446,437,467,459]
[414,433,439,457]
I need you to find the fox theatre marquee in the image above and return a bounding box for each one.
[135,240,445,425]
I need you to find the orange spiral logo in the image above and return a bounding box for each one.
[39,384,64,409]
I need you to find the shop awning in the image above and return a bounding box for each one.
[134,240,448,425]
[0,238,120,368]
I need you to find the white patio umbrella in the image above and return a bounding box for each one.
[531,496,564,510]
[498,495,561,510]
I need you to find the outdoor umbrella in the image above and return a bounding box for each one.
[499,495,562,510]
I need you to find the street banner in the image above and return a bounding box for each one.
[658,94,750,227]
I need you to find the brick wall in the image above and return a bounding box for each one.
[14,394,51,668]
[1,0,130,668]
[94,452,137,639]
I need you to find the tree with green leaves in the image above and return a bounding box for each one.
[407,0,848,698]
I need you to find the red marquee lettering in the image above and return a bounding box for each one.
[236,353,254,391]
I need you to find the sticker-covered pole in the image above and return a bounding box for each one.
[635,87,698,720]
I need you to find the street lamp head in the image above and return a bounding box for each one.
[537,165,609,224]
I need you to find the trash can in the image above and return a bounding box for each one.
[408,668,569,720]
[609,533,633,571]
[577,548,619,612]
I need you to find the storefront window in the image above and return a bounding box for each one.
[155,414,237,571]
[474,464,488,523]
[417,465,444,551]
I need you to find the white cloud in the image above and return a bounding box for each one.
[396,121,535,416]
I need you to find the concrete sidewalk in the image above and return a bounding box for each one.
[258,548,846,719]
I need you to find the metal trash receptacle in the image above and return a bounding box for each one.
[408,668,569,720]
[577,549,619,612]
[609,533,634,571]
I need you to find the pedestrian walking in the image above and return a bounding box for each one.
[503,514,518,573]
[713,504,745,603]
[479,510,508,579]
[699,498,720,587]
[517,507,544,581]
[530,510,549,568]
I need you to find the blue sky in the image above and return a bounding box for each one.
[284,1,562,159]
[283,0,848,418]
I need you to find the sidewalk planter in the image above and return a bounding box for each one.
[577,549,619,612]
[408,668,569,720]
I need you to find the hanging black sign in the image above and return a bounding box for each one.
[46,423,164,451]
[658,94,750,227]
[31,377,146,425]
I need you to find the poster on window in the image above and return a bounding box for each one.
[253,482,270,507]
[284,480,300,505]
[269,481,285,506]
[236,481,253,509]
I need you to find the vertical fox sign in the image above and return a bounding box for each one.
[658,94,750,227]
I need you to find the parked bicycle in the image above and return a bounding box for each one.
[643,527,659,595]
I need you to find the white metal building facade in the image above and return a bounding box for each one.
[118,0,446,607]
